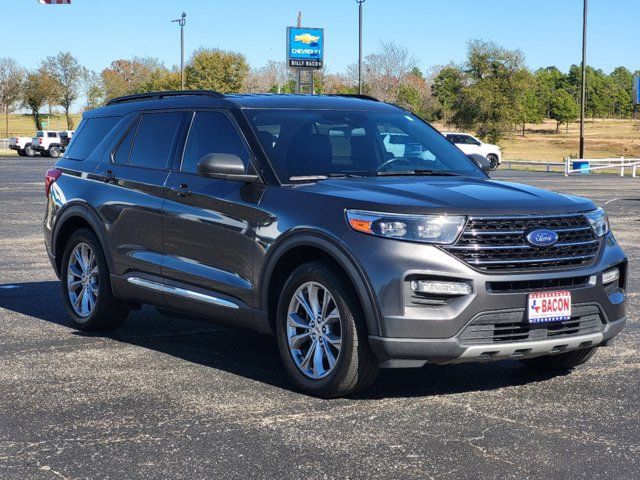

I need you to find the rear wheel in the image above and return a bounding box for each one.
[61,228,129,331]
[276,261,378,398]
[24,145,35,157]
[487,154,499,170]
[49,146,61,158]
[521,346,598,372]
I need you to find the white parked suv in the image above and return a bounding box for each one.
[443,132,501,170]
[32,131,65,158]
[8,136,34,156]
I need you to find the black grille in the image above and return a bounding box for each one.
[487,275,591,293]
[459,305,604,345]
[444,214,601,271]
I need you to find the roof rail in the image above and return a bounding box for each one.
[106,90,225,106]
[333,93,379,102]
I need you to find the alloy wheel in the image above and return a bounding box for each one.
[286,281,342,379]
[67,242,99,317]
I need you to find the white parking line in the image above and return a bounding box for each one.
[605,198,619,205]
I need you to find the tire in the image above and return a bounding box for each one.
[487,154,499,170]
[276,261,379,398]
[24,145,35,157]
[521,346,598,372]
[18,149,26,157]
[60,228,129,331]
[49,146,61,158]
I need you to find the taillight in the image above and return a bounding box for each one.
[45,168,62,197]
[39,138,43,145]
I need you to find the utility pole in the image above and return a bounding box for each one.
[172,12,187,90]
[579,0,587,159]
[357,0,365,94]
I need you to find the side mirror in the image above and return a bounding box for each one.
[468,153,491,173]
[196,153,260,183]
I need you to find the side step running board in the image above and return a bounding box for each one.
[126,277,239,310]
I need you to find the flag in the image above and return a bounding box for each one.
[38,0,71,4]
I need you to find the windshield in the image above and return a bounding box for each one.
[245,109,483,182]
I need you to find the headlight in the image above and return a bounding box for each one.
[346,209,466,244]
[584,207,609,237]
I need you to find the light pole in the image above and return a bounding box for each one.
[579,0,587,159]
[172,12,187,90]
[357,0,365,94]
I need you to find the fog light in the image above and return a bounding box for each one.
[602,268,619,285]
[410,280,472,295]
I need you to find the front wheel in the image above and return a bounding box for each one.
[276,262,379,398]
[61,228,129,331]
[487,154,499,170]
[521,346,598,372]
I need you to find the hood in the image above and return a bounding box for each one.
[291,175,595,215]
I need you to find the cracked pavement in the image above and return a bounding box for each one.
[0,157,638,479]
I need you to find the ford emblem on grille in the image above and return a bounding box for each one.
[526,229,559,247]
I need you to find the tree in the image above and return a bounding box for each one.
[534,67,566,118]
[515,71,543,135]
[550,89,579,132]
[432,65,464,122]
[450,40,529,143]
[42,52,82,129]
[22,69,56,130]
[0,58,25,137]
[101,57,167,100]
[185,48,249,92]
[359,41,417,102]
[81,67,104,110]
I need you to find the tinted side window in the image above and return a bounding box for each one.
[112,118,139,165]
[129,112,183,170]
[181,111,249,174]
[65,117,120,160]
[47,132,57,138]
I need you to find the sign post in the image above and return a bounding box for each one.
[286,26,324,94]
[633,76,640,120]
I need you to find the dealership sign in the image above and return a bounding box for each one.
[287,27,324,69]
[634,76,640,105]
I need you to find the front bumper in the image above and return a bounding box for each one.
[370,316,626,368]
[343,230,628,367]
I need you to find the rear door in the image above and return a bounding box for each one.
[162,110,262,320]
[93,111,187,295]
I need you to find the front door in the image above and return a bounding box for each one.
[162,110,264,322]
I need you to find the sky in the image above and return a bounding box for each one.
[3,0,639,76]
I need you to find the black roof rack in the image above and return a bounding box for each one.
[106,90,225,106]
[333,93,379,102]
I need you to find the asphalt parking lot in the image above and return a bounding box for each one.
[0,155,638,479]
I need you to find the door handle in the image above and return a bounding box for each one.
[170,184,192,198]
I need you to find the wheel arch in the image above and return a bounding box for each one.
[52,204,112,276]
[259,229,382,337]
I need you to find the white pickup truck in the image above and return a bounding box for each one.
[32,130,66,158]
[8,136,34,157]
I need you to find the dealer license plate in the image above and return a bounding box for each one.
[528,291,572,323]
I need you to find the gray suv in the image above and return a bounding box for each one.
[44,91,627,397]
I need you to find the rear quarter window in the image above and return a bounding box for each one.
[65,116,121,160]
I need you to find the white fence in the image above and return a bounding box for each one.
[502,157,640,178]
[0,139,9,150]
[563,157,640,177]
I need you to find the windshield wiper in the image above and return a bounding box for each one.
[288,173,362,183]
[376,169,460,177]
